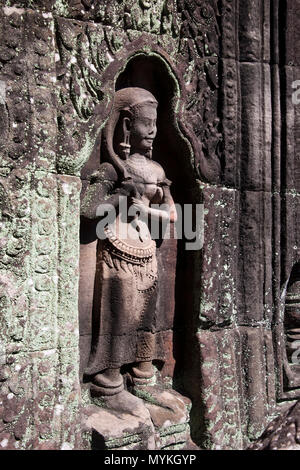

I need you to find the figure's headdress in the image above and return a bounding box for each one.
[103,87,158,181]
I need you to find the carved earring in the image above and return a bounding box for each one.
[120,117,131,159]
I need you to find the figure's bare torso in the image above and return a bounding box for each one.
[111,155,166,249]
[124,154,165,204]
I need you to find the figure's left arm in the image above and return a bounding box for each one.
[130,179,177,223]
[159,183,177,223]
[153,172,177,223]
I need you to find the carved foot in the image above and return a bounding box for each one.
[130,383,178,410]
[82,390,156,450]
[130,383,192,449]
[130,361,156,386]
[91,370,124,397]
[91,389,148,418]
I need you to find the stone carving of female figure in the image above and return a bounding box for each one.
[81,87,177,401]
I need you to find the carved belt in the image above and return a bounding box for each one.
[103,226,156,265]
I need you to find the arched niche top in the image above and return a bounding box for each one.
[111,52,196,195]
[55,38,200,184]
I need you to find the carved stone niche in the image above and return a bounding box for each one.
[79,53,199,451]
[277,262,300,400]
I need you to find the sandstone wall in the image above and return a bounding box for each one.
[0,0,299,450]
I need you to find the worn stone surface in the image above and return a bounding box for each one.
[237,190,273,325]
[249,400,300,450]
[0,0,299,451]
[138,386,192,450]
[82,394,156,450]
[195,184,239,328]
[82,386,192,450]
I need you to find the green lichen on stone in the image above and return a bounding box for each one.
[159,422,188,438]
[133,387,165,406]
[54,0,69,16]
[106,433,141,449]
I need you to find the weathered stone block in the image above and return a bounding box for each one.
[220,58,240,188]
[239,0,270,63]
[237,326,276,441]
[26,171,58,352]
[187,326,276,449]
[82,400,156,450]
[249,400,300,450]
[141,387,191,450]
[189,329,243,450]
[56,175,81,349]
[237,190,273,325]
[219,0,238,60]
[196,184,239,328]
[0,7,57,172]
[283,0,300,66]
[58,346,82,450]
[240,62,272,192]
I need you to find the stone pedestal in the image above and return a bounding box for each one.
[132,385,192,450]
[82,405,155,450]
[81,387,194,451]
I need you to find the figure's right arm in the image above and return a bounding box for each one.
[80,163,120,221]
[81,163,137,221]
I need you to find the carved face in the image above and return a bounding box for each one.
[129,104,157,154]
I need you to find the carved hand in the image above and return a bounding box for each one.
[130,197,171,223]
[120,179,140,197]
[130,197,148,218]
